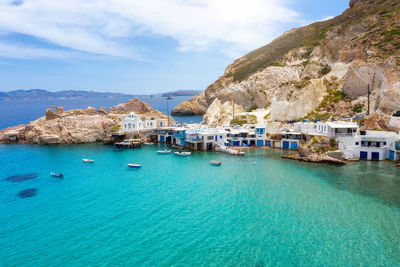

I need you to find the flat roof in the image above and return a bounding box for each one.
[324,122,358,128]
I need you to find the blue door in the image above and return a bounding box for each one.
[389,150,395,161]
[282,141,290,149]
[360,151,368,159]
[291,142,298,150]
[233,141,240,146]
[160,136,165,142]
[257,140,264,147]
[372,152,380,160]
[206,143,212,150]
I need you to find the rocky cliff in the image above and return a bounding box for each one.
[173,0,400,123]
[1,98,172,144]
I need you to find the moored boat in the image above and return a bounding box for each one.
[144,142,154,145]
[211,160,222,166]
[157,150,171,154]
[128,164,142,168]
[82,158,94,163]
[115,139,142,149]
[174,151,191,156]
[50,172,63,177]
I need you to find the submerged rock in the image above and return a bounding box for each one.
[6,173,38,182]
[18,188,37,198]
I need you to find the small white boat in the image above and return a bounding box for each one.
[174,151,191,156]
[157,150,171,154]
[82,158,94,163]
[144,142,154,145]
[128,164,142,168]
[50,172,64,177]
[211,160,222,166]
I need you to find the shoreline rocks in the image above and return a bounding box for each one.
[282,152,346,165]
[1,98,172,145]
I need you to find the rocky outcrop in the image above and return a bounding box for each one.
[203,99,244,127]
[282,152,346,165]
[3,98,171,145]
[362,113,400,133]
[171,92,207,115]
[109,98,152,113]
[175,0,400,123]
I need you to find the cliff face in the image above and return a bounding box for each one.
[2,98,171,144]
[173,0,400,121]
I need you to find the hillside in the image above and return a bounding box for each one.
[172,0,400,123]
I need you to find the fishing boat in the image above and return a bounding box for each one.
[82,158,94,163]
[128,164,142,168]
[174,151,191,156]
[144,142,154,145]
[157,150,171,154]
[211,160,222,166]
[50,172,63,177]
[115,139,142,149]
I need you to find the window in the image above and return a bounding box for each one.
[355,142,359,145]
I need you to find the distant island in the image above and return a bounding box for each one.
[0,89,200,100]
[0,89,137,100]
[161,90,201,97]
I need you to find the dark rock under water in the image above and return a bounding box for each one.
[6,173,38,182]
[18,188,37,198]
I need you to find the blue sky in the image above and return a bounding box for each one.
[0,0,349,94]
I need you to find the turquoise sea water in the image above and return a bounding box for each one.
[1,144,400,266]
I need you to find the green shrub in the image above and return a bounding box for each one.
[319,65,332,76]
[352,104,364,113]
[247,104,258,112]
[329,138,337,148]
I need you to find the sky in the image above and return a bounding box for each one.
[0,0,349,94]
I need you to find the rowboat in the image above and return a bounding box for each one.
[128,164,142,168]
[50,172,63,177]
[157,150,171,154]
[82,158,94,163]
[211,160,222,166]
[174,151,191,156]
[144,142,154,145]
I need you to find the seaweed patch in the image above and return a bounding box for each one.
[18,188,37,198]
[6,173,38,182]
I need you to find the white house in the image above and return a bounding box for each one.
[316,121,358,138]
[122,112,142,132]
[339,131,399,161]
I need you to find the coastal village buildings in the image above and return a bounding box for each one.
[118,114,400,163]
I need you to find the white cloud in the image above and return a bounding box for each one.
[0,0,301,59]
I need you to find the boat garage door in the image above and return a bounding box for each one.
[291,142,298,150]
[360,151,368,159]
[160,136,165,142]
[265,141,271,147]
[372,152,380,160]
[233,141,240,146]
[389,150,395,161]
[282,141,290,149]
[257,140,264,147]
